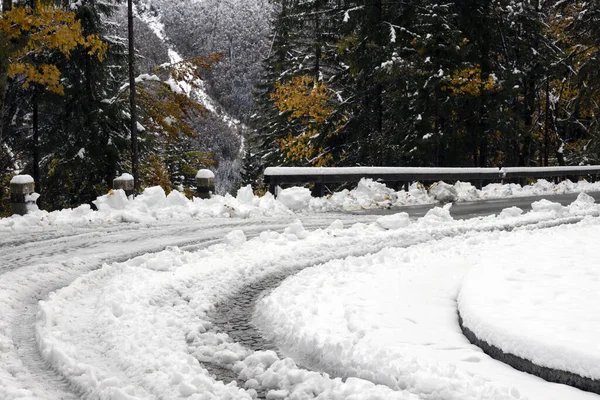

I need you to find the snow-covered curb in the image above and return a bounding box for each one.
[457,209,600,388]
[34,194,600,399]
[2,178,600,232]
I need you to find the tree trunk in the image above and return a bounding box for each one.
[32,94,41,195]
[0,50,8,143]
[0,0,13,143]
[543,77,550,166]
[368,0,383,164]
[477,3,492,168]
[314,3,321,79]
[128,0,139,192]
[520,71,536,167]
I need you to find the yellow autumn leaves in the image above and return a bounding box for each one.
[0,1,106,95]
[442,65,498,96]
[271,75,340,166]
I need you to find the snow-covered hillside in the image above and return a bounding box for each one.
[121,0,271,194]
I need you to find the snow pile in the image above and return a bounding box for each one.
[34,196,600,399]
[376,212,411,230]
[458,210,600,379]
[0,186,292,231]
[2,177,600,231]
[309,180,432,211]
[428,181,459,203]
[477,179,599,200]
[277,187,313,211]
[275,177,600,211]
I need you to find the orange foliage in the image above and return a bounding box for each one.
[0,1,106,94]
[270,76,339,166]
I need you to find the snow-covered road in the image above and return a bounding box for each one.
[0,213,381,399]
[2,189,600,399]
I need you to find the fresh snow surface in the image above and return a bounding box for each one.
[3,178,600,232]
[34,194,600,400]
[9,175,34,185]
[0,214,383,400]
[458,201,600,379]
[196,169,215,179]
[255,194,600,400]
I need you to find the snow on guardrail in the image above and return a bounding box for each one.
[265,165,600,179]
[264,166,502,176]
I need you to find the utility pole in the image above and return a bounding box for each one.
[127,0,140,192]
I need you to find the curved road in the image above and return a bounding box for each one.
[0,192,596,399]
[0,214,382,399]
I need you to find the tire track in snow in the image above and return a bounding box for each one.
[204,214,592,396]
[2,220,282,400]
[3,223,232,399]
[1,213,380,399]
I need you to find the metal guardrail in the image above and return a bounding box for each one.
[263,166,600,196]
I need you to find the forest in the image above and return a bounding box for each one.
[1,0,600,214]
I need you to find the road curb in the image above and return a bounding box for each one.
[457,312,600,394]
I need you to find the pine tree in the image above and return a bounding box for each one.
[245,0,300,187]
[38,0,131,208]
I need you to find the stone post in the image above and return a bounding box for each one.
[195,169,215,199]
[10,175,37,216]
[113,173,135,197]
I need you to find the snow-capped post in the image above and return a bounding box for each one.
[10,174,37,216]
[113,173,135,198]
[195,169,215,199]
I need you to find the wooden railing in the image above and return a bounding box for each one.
[263,166,600,197]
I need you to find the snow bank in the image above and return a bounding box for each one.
[276,187,312,211]
[34,196,600,399]
[0,186,292,231]
[2,177,600,233]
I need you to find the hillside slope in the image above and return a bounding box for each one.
[117,0,271,193]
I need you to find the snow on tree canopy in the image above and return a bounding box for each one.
[114,173,134,181]
[196,169,215,179]
[10,175,34,184]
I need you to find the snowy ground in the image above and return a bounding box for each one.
[458,218,600,380]
[2,180,600,399]
[0,213,379,399]
[256,197,600,400]
[0,193,592,399]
